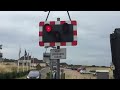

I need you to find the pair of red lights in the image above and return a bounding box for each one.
[44,23,69,33]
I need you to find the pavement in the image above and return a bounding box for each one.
[40,67,50,79]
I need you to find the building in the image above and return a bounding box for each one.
[31,58,43,67]
[96,70,109,79]
[18,55,46,67]
[110,28,120,79]
[17,56,32,66]
[39,63,46,67]
[43,53,50,65]
[31,58,46,67]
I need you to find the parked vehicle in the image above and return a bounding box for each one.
[80,70,86,74]
[77,67,86,72]
[26,70,41,79]
[77,68,82,72]
[66,67,71,69]
[80,70,91,74]
[71,67,77,70]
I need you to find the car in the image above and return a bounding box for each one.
[66,67,71,69]
[26,70,41,79]
[71,67,77,70]
[77,68,82,72]
[77,67,86,72]
[80,70,86,74]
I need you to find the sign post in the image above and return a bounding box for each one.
[56,46,60,79]
[56,18,60,79]
[50,47,66,79]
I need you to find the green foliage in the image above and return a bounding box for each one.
[61,73,65,79]
[0,71,29,79]
[46,72,65,79]
[46,72,52,79]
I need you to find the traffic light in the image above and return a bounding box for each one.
[44,24,52,33]
[39,21,77,46]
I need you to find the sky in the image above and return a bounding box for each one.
[0,11,120,66]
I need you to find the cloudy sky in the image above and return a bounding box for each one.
[0,11,120,66]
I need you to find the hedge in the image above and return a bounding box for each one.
[0,71,29,79]
[46,72,52,79]
[46,72,65,79]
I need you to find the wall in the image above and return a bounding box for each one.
[97,72,109,79]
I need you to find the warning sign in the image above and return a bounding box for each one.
[50,48,66,59]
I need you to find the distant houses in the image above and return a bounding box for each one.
[18,56,46,67]
[31,58,46,67]
[1,56,47,67]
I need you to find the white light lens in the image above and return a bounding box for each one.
[36,76,39,79]
[27,76,30,79]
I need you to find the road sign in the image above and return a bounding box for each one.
[39,21,77,47]
[50,48,66,59]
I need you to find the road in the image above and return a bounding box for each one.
[40,67,50,79]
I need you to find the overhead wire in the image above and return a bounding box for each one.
[45,11,72,21]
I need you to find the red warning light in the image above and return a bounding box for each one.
[45,25,52,32]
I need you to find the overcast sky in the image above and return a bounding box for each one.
[0,11,120,66]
